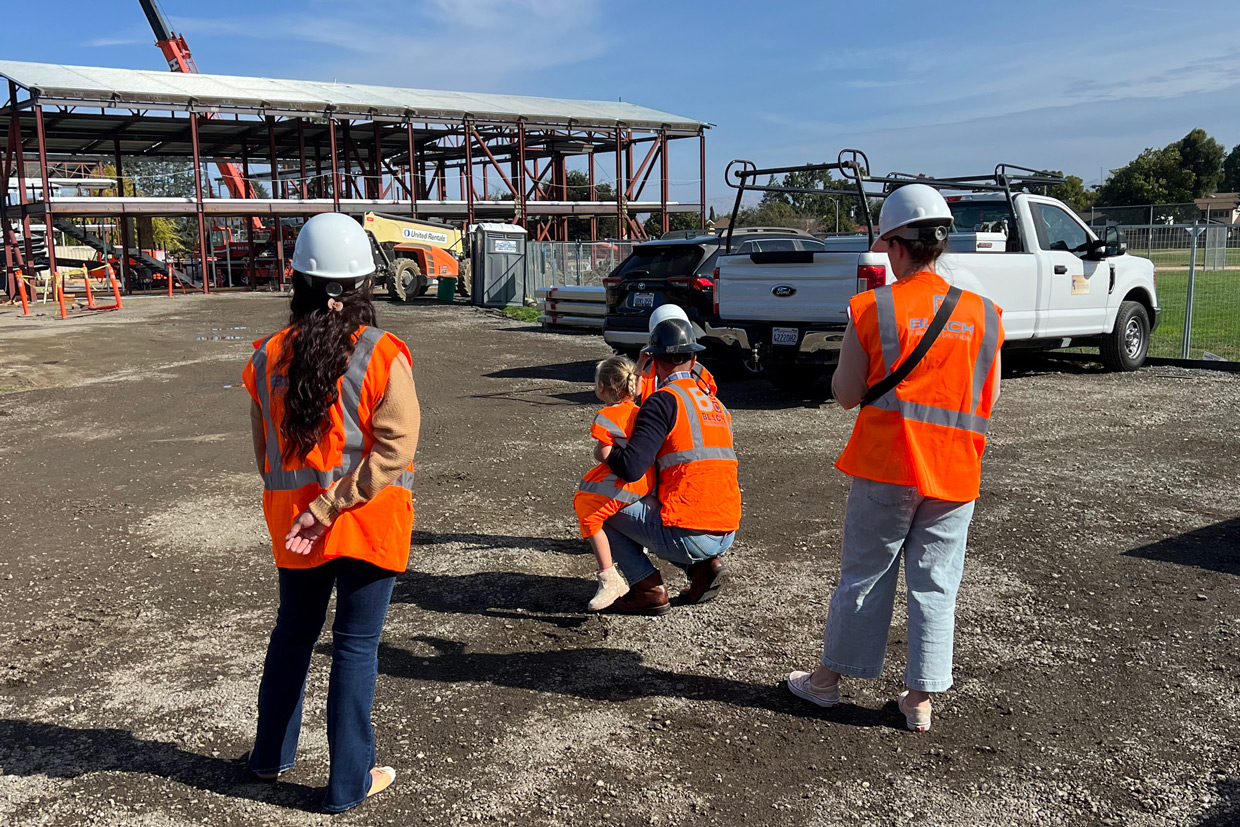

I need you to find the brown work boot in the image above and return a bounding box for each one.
[608,572,670,616]
[679,557,726,605]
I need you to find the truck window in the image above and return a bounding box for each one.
[1032,203,1090,255]
[948,201,1015,232]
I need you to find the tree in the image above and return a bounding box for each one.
[1096,146,1196,207]
[1037,170,1098,215]
[103,163,179,252]
[708,205,716,222]
[122,158,200,253]
[1175,128,1224,197]
[642,211,699,237]
[1222,144,1240,193]
[564,169,617,240]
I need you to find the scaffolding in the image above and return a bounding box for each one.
[1,60,709,295]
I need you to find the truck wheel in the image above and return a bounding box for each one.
[393,260,423,304]
[1100,300,1149,371]
[769,363,827,391]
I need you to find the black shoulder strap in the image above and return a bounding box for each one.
[861,286,963,408]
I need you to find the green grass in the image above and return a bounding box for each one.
[503,305,541,323]
[1147,248,1239,271]
[1149,270,1240,360]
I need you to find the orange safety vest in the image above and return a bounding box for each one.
[653,376,741,532]
[242,325,416,572]
[836,271,1003,502]
[572,401,655,538]
[639,360,716,404]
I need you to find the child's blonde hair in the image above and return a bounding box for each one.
[595,355,638,403]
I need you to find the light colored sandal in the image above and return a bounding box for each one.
[897,691,932,732]
[786,671,841,707]
[368,766,396,798]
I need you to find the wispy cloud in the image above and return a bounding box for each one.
[175,0,611,91]
[86,37,145,48]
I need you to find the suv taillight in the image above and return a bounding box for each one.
[603,276,620,309]
[857,264,887,292]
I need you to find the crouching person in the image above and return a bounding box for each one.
[601,318,740,615]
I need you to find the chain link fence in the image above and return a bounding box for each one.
[525,240,633,292]
[1118,223,1240,361]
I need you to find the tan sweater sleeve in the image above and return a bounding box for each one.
[831,320,869,410]
[250,399,267,474]
[308,353,421,525]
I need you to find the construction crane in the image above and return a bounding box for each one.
[139,0,265,232]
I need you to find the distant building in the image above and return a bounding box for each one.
[1194,193,1240,224]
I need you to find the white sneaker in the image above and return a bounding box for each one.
[587,566,629,612]
[786,671,841,707]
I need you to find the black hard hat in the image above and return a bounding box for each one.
[643,317,705,356]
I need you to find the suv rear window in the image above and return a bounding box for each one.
[615,244,709,279]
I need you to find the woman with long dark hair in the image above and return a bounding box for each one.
[241,212,420,812]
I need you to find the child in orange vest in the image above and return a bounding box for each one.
[573,355,655,611]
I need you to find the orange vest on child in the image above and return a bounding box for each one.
[242,325,416,572]
[572,400,655,538]
[835,271,1003,502]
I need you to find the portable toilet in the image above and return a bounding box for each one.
[472,223,528,307]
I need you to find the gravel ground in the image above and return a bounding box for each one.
[0,294,1236,827]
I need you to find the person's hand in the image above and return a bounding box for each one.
[284,511,326,555]
[635,352,650,373]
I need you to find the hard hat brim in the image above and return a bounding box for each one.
[641,342,706,356]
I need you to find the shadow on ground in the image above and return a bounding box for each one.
[391,569,593,628]
[485,360,598,382]
[0,720,321,812]
[377,635,901,729]
[1124,518,1240,575]
[1198,778,1240,825]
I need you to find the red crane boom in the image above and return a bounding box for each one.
[139,0,265,230]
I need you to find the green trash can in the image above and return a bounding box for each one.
[436,276,457,303]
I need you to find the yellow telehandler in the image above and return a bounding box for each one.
[362,212,466,302]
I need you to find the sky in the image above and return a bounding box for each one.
[3,0,1239,212]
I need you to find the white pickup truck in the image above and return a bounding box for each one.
[705,188,1160,385]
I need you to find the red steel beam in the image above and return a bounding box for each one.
[660,128,669,235]
[699,130,707,229]
[34,103,65,305]
[615,128,625,240]
[517,122,527,229]
[464,119,475,226]
[10,82,35,272]
[407,121,417,218]
[268,115,285,291]
[625,138,661,202]
[329,119,340,211]
[114,138,134,292]
[189,110,209,293]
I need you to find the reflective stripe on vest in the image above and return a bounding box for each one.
[870,286,1000,434]
[592,411,629,447]
[656,384,738,470]
[577,475,643,504]
[256,327,413,492]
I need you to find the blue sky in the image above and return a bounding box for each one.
[3,0,1240,211]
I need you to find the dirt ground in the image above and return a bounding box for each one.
[0,294,1237,827]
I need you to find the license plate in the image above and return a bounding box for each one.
[632,292,654,308]
[772,327,799,346]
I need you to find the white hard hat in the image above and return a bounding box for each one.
[873,183,953,252]
[648,303,690,333]
[291,213,376,279]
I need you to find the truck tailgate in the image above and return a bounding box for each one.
[717,251,857,323]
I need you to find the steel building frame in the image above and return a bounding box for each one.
[1,61,709,294]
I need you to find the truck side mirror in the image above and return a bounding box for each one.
[1105,226,1127,257]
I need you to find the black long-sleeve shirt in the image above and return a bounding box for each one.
[606,391,677,483]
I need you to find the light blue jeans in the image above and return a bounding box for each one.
[602,495,736,584]
[821,477,975,693]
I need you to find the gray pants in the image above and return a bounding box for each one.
[821,477,975,693]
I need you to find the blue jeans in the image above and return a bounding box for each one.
[821,478,975,693]
[249,557,396,813]
[602,495,736,584]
